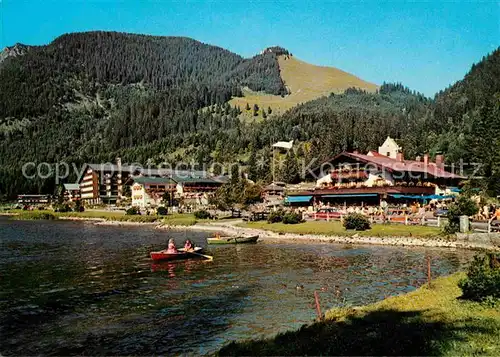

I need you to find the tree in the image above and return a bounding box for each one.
[230,164,240,186]
[278,151,299,184]
[247,146,258,182]
[122,184,132,198]
[245,102,250,111]
[162,191,173,206]
[253,103,259,117]
[444,195,479,233]
[267,106,272,115]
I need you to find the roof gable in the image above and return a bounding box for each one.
[315,152,463,179]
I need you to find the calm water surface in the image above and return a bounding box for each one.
[0,217,475,355]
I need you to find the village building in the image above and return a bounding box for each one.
[131,177,177,208]
[78,163,140,205]
[174,176,223,206]
[290,137,463,206]
[262,182,286,207]
[377,136,401,159]
[77,159,226,207]
[63,183,81,202]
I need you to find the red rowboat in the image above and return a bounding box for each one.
[150,247,203,261]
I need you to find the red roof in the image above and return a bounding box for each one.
[323,152,463,179]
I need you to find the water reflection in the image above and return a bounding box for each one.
[0,217,475,356]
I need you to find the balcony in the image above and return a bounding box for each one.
[313,185,435,196]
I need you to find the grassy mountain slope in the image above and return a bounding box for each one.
[230,55,378,119]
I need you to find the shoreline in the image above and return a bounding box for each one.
[4,213,499,251]
[158,221,500,251]
[218,273,500,356]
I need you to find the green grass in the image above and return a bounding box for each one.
[218,274,500,356]
[239,220,443,238]
[11,211,57,220]
[7,209,198,226]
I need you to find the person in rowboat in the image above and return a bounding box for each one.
[184,239,194,251]
[166,238,178,254]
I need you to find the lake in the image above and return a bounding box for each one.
[0,217,475,355]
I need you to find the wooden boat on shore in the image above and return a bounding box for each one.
[150,247,203,261]
[207,235,259,245]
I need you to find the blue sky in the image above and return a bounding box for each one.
[1,0,498,96]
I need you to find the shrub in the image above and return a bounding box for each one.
[267,210,284,223]
[459,253,500,302]
[343,213,371,231]
[194,209,211,219]
[54,203,72,212]
[14,211,57,220]
[444,195,479,233]
[283,212,303,224]
[156,206,168,216]
[126,206,140,215]
[74,200,85,212]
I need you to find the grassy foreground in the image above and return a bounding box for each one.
[8,210,197,226]
[240,220,443,238]
[219,274,500,356]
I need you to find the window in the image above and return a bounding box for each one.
[386,152,391,157]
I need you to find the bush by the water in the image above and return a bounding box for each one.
[126,207,140,215]
[267,210,284,223]
[282,212,303,224]
[15,211,57,220]
[343,213,371,231]
[156,206,168,216]
[459,253,500,302]
[194,210,211,219]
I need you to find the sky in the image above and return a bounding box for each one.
[1,0,498,96]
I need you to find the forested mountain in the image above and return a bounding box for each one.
[0,31,498,198]
[429,49,500,195]
[0,31,287,196]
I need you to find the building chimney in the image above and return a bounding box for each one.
[415,155,421,162]
[435,153,444,169]
[423,153,429,166]
[396,151,404,162]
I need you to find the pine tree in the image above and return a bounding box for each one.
[278,151,299,184]
[253,103,259,116]
[245,102,250,111]
[247,145,258,181]
[230,164,240,186]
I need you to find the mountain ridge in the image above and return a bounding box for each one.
[0,31,498,198]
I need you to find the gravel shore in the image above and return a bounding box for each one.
[157,220,500,251]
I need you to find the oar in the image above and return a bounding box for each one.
[188,251,214,261]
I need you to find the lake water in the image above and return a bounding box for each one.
[0,217,475,355]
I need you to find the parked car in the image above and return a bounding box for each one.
[313,208,344,220]
[434,209,449,217]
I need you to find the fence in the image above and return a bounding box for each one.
[305,211,444,227]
